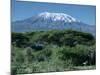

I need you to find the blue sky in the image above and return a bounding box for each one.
[12,0,96,25]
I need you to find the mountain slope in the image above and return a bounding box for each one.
[12,12,96,36]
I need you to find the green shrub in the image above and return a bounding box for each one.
[11,29,96,74]
[12,33,29,47]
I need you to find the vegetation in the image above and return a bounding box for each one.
[11,29,96,75]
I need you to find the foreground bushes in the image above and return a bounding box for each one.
[11,29,96,74]
[58,45,95,65]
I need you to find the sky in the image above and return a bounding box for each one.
[12,0,96,25]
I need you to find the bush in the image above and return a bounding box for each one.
[58,45,96,66]
[12,33,29,47]
[11,29,96,74]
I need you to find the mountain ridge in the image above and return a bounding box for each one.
[12,12,95,36]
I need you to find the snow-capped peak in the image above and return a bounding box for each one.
[38,12,79,22]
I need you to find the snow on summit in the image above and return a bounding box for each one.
[12,12,95,36]
[38,12,79,22]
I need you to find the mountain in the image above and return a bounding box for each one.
[12,12,96,36]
